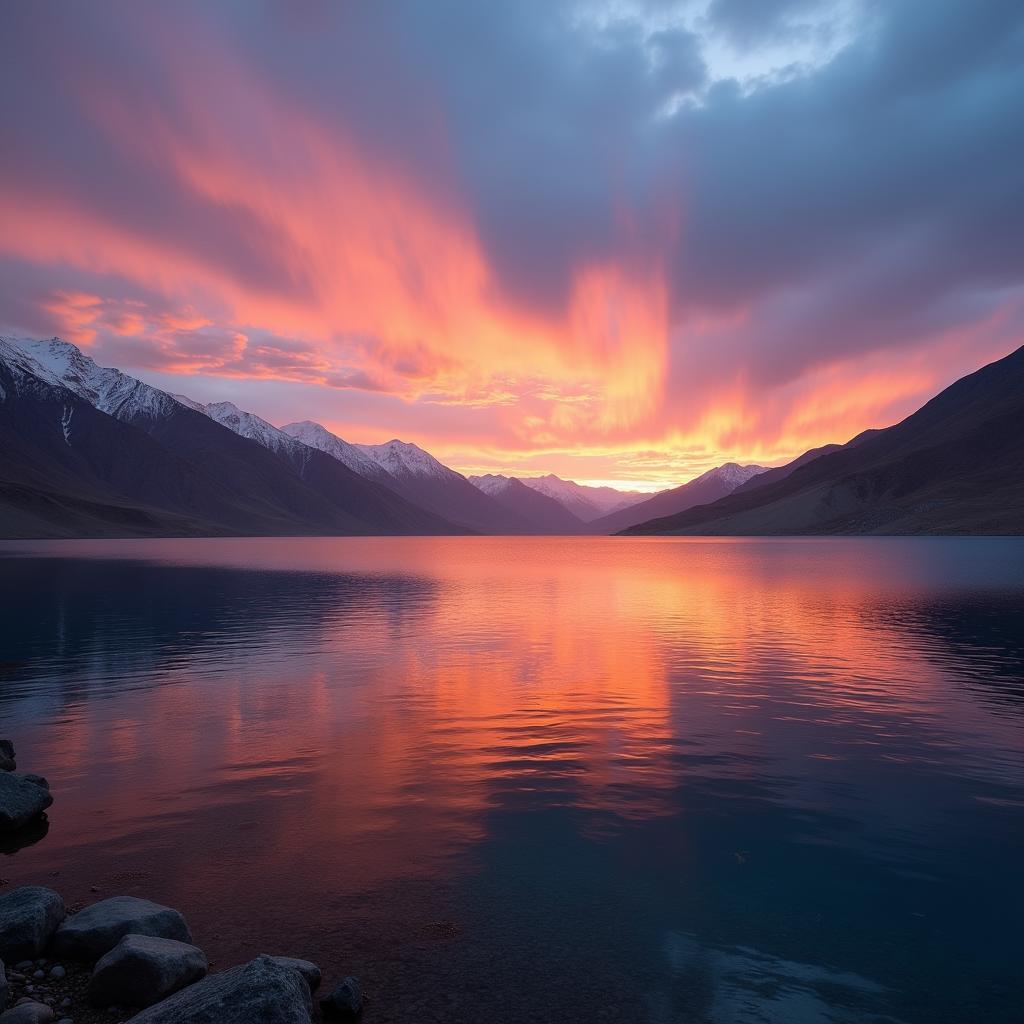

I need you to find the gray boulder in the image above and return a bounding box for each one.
[0,888,65,962]
[125,955,313,1023]
[264,956,321,992]
[90,934,208,1008]
[52,896,191,961]
[320,976,362,1019]
[18,777,48,792]
[0,775,52,833]
[0,959,7,1012]
[0,1003,55,1024]
[0,741,15,772]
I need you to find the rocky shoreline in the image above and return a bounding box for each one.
[0,741,361,1023]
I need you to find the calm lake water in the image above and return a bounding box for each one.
[0,537,1021,1023]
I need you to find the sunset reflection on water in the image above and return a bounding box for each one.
[1,537,1022,1023]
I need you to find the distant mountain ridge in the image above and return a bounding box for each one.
[279,419,391,482]
[469,474,586,533]
[4,335,1018,539]
[623,346,1024,536]
[590,462,767,534]
[517,474,648,522]
[282,421,537,534]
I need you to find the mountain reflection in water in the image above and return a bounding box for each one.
[0,537,1021,1024]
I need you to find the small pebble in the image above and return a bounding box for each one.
[32,970,45,980]
[47,967,65,980]
[15,962,33,972]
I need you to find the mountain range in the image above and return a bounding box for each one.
[2,336,1020,538]
[469,475,587,533]
[284,425,541,534]
[589,462,767,534]
[0,338,460,537]
[516,475,648,522]
[0,337,650,537]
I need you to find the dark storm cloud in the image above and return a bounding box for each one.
[703,0,824,50]
[228,0,1024,358]
[665,0,1024,382]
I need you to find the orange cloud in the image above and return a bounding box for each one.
[0,46,672,451]
[0,16,1019,490]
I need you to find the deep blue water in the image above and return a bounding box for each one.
[0,536,1022,1023]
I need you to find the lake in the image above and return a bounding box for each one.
[0,536,1021,1023]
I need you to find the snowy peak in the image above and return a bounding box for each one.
[1,339,302,460]
[519,473,648,521]
[282,419,337,449]
[587,459,772,533]
[203,400,248,429]
[281,420,393,482]
[200,400,299,456]
[469,473,516,497]
[468,473,586,532]
[358,438,461,482]
[691,462,766,490]
[0,336,68,397]
[288,424,470,486]
[3,336,179,421]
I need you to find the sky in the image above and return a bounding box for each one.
[1,0,1022,490]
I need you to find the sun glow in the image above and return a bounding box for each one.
[0,4,1015,488]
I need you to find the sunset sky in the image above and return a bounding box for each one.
[2,1,1022,489]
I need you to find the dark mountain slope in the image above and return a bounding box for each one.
[322,436,534,534]
[517,474,648,522]
[0,363,238,537]
[735,431,880,495]
[590,463,765,534]
[0,340,463,537]
[283,425,535,535]
[133,404,461,535]
[469,475,585,533]
[624,346,1024,536]
[178,401,462,536]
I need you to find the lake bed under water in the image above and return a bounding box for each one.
[0,536,1021,1023]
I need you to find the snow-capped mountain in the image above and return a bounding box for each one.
[589,462,767,534]
[199,400,305,459]
[518,474,649,523]
[702,462,766,491]
[469,474,585,533]
[281,420,534,533]
[280,420,391,483]
[7,337,180,421]
[283,423,468,490]
[471,474,516,498]
[0,336,243,536]
[0,337,463,537]
[357,439,458,481]
[0,336,66,398]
